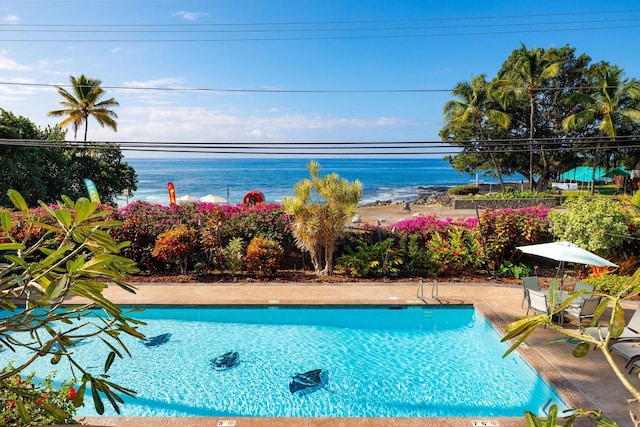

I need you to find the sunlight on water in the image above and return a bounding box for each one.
[1,306,566,418]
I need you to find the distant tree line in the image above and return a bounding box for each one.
[440,43,640,192]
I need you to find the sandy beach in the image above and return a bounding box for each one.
[353,201,479,226]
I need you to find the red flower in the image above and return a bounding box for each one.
[67,387,76,401]
[7,400,15,407]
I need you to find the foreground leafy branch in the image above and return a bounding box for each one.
[502,270,640,426]
[0,190,145,422]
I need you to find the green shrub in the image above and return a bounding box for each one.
[244,236,284,277]
[466,190,554,200]
[447,184,479,196]
[549,197,629,257]
[498,261,533,279]
[224,237,245,276]
[583,275,634,296]
[337,238,404,278]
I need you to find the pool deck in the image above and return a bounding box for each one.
[72,281,640,427]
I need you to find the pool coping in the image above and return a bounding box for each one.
[68,281,636,427]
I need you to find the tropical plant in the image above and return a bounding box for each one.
[336,238,404,278]
[440,75,510,190]
[548,197,629,257]
[480,205,551,268]
[498,261,532,279]
[244,236,284,277]
[495,43,562,190]
[424,226,485,276]
[224,237,245,276]
[151,225,199,274]
[0,190,144,421]
[562,63,640,195]
[48,74,119,141]
[282,161,362,276]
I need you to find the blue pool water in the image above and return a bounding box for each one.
[1,306,567,418]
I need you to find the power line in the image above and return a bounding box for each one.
[0,80,635,94]
[2,24,639,43]
[1,137,639,156]
[2,9,638,28]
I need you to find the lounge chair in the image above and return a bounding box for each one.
[562,296,601,327]
[521,276,540,309]
[585,306,640,344]
[610,341,640,373]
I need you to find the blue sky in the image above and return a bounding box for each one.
[1,0,639,158]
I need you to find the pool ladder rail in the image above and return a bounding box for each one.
[417,278,443,305]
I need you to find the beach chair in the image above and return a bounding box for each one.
[585,306,640,344]
[562,296,601,327]
[610,341,640,373]
[521,276,540,309]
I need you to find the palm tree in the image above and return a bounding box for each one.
[442,75,510,191]
[496,43,562,190]
[563,63,640,194]
[48,75,119,141]
[282,161,362,277]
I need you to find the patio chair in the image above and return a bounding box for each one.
[521,276,540,309]
[610,341,640,373]
[569,281,596,308]
[585,306,640,345]
[562,296,601,327]
[527,289,550,328]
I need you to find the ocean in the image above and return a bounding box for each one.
[123,157,524,206]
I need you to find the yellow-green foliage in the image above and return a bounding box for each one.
[549,197,629,257]
[244,236,284,277]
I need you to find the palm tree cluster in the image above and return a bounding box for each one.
[440,43,640,192]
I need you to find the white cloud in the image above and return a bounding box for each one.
[111,47,121,54]
[0,55,29,71]
[172,11,208,21]
[123,78,185,89]
[3,15,19,24]
[89,106,409,144]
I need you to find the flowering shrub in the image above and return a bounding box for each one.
[110,201,294,274]
[479,205,551,268]
[1,369,77,426]
[424,226,486,276]
[151,225,199,274]
[244,236,284,277]
[393,214,477,240]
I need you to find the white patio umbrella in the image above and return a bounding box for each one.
[176,194,199,203]
[200,194,227,204]
[516,241,618,290]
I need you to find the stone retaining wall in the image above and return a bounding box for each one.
[453,197,559,210]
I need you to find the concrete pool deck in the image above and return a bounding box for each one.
[74,281,640,427]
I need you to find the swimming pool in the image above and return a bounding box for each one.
[1,305,568,418]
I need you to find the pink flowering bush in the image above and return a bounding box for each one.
[109,201,294,274]
[393,214,477,239]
